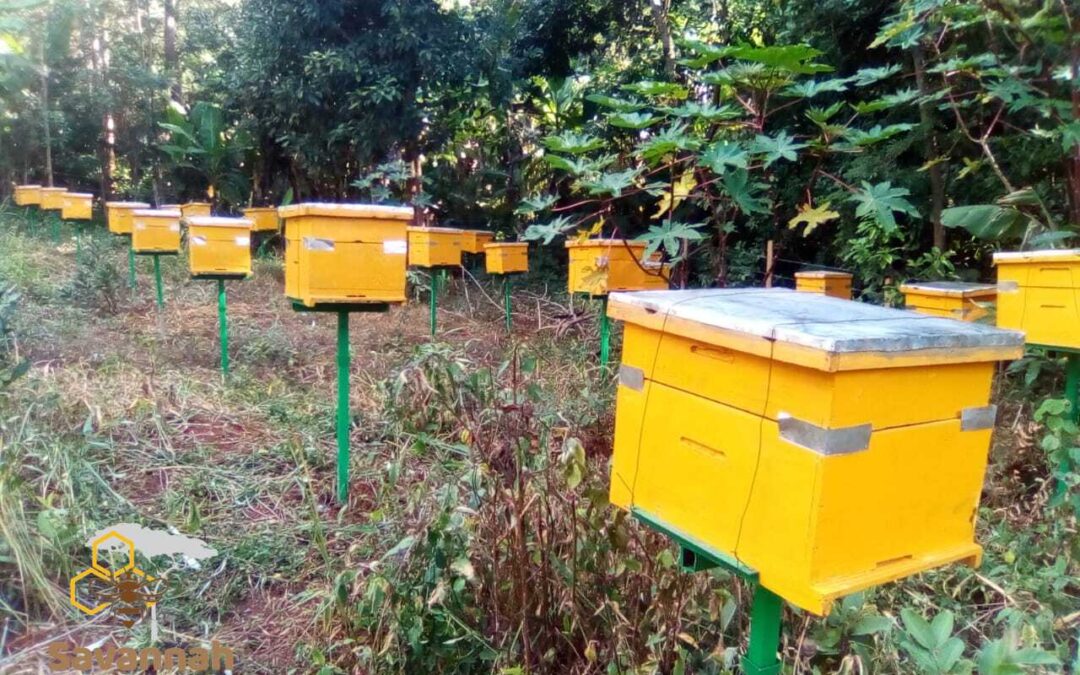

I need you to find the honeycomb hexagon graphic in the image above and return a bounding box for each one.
[70,531,155,616]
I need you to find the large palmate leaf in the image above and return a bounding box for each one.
[851,181,919,231]
[585,94,645,112]
[721,169,769,215]
[544,154,614,176]
[524,215,576,244]
[662,102,741,122]
[543,132,606,155]
[639,124,701,164]
[725,44,833,74]
[607,112,662,130]
[642,220,706,259]
[698,141,749,173]
[788,201,840,236]
[843,123,916,147]
[622,80,688,100]
[653,172,697,221]
[852,88,920,114]
[514,194,558,216]
[751,131,806,166]
[580,168,642,197]
[782,77,852,99]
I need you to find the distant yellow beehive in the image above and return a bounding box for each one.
[39,188,68,211]
[407,227,464,268]
[14,185,41,206]
[131,209,182,254]
[243,207,280,233]
[566,239,668,296]
[995,249,1080,349]
[61,193,94,221]
[796,271,852,300]
[105,202,151,235]
[279,203,412,307]
[901,282,997,322]
[461,230,495,254]
[181,202,212,219]
[187,217,253,278]
[485,242,529,275]
[608,288,1024,616]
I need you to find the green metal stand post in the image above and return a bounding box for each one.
[336,311,351,504]
[742,585,783,675]
[50,214,59,244]
[152,254,164,309]
[1053,352,1080,501]
[218,279,229,378]
[429,271,439,337]
[128,244,137,288]
[503,276,512,333]
[599,295,611,368]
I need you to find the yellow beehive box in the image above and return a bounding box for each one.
[14,185,41,206]
[796,270,853,300]
[105,202,151,235]
[901,281,997,322]
[407,227,464,268]
[566,239,669,296]
[279,203,412,307]
[161,203,182,210]
[181,202,212,218]
[131,209,182,254]
[39,188,68,211]
[187,217,253,278]
[995,249,1080,349]
[61,193,94,221]
[485,242,529,275]
[243,207,280,233]
[608,289,1023,616]
[461,230,495,254]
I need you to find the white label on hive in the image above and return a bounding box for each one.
[384,240,407,255]
[595,256,610,268]
[191,235,207,246]
[304,237,335,252]
[235,236,250,246]
[135,223,146,230]
[169,223,180,232]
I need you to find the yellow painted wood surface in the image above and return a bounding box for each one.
[39,188,68,211]
[243,207,280,233]
[131,210,182,253]
[608,291,1017,616]
[795,271,852,299]
[105,202,151,235]
[485,242,529,275]
[995,250,1080,349]
[566,240,669,296]
[187,217,253,277]
[279,203,412,307]
[61,193,93,221]
[461,230,495,254]
[900,283,996,322]
[14,185,41,206]
[181,202,212,219]
[408,227,464,268]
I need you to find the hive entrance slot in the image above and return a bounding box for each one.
[875,553,914,568]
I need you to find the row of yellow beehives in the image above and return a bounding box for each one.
[15,185,94,220]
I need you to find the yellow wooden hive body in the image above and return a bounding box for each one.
[995,250,1080,349]
[187,217,254,278]
[485,242,529,275]
[131,209,182,253]
[279,203,413,307]
[566,239,669,296]
[901,281,997,322]
[243,207,280,233]
[795,271,853,300]
[608,288,1024,616]
[39,188,68,211]
[61,193,94,221]
[408,226,464,268]
[461,230,495,254]
[105,202,151,235]
[14,185,42,206]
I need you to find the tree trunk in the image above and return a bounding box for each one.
[1067,37,1080,226]
[649,0,677,80]
[92,14,116,200]
[912,44,946,249]
[164,0,182,103]
[39,36,53,187]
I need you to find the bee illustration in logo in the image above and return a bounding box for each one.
[70,531,159,629]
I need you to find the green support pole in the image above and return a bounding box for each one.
[336,311,351,504]
[128,244,137,288]
[429,271,439,337]
[1054,352,1080,501]
[218,279,229,378]
[503,276,512,333]
[741,585,783,675]
[75,231,82,263]
[153,255,164,309]
[599,295,611,368]
[50,214,59,244]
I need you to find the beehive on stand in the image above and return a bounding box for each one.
[279,203,413,307]
[995,250,1080,349]
[407,227,464,268]
[181,202,212,219]
[461,230,495,255]
[901,282,997,322]
[566,239,669,296]
[14,185,41,206]
[607,288,1023,616]
[795,271,853,300]
[61,193,94,221]
[131,209,182,254]
[187,216,253,278]
[243,207,280,233]
[106,202,151,235]
[485,242,529,275]
[39,188,68,211]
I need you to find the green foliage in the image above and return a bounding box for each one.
[159,101,251,205]
[1033,398,1080,516]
